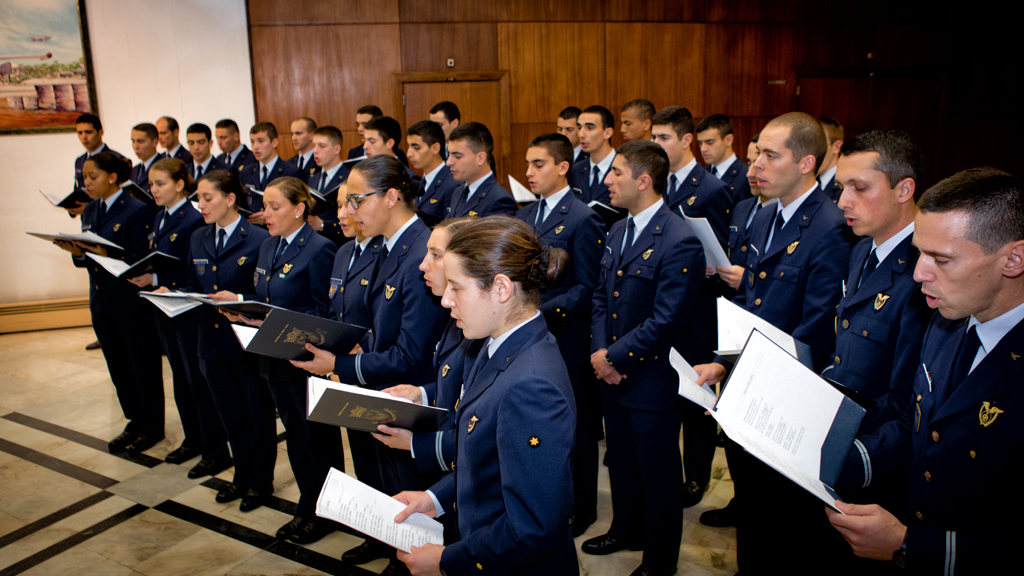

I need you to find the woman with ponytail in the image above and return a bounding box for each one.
[392,216,579,576]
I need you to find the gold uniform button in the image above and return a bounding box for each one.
[339,313,344,319]
[476,563,483,571]
[682,268,688,273]
[835,356,841,365]
[628,352,634,357]
[862,330,869,337]
[924,471,932,482]
[916,511,924,521]
[612,314,618,320]
[754,298,762,306]
[213,285,218,290]
[759,271,767,279]
[95,285,99,290]
[556,308,561,312]
[613,291,620,297]
[779,271,785,278]
[617,270,624,277]
[917,394,923,401]
[266,298,270,302]
[970,450,976,458]
[741,245,747,252]
[612,336,617,342]
[211,265,217,272]
[636,269,641,274]
[842,319,850,329]
[931,430,940,442]
[214,323,219,329]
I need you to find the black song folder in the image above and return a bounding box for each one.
[306,377,447,433]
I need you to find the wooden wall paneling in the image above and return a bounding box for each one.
[504,0,604,22]
[400,24,498,72]
[796,76,874,140]
[497,23,606,125]
[248,0,399,25]
[871,26,946,68]
[795,24,873,73]
[703,24,797,118]
[868,75,943,185]
[250,24,403,160]
[397,0,507,23]
[604,23,705,117]
[705,0,804,23]
[605,0,705,22]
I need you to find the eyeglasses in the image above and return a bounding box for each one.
[345,190,381,209]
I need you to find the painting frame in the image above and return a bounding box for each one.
[0,0,100,135]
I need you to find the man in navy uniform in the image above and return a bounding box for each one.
[694,111,851,572]
[620,99,654,143]
[130,123,161,194]
[584,140,706,576]
[696,113,751,208]
[238,122,301,225]
[569,105,617,207]
[156,116,193,169]
[556,106,588,166]
[828,167,1024,574]
[306,126,350,247]
[347,105,410,167]
[186,123,228,181]
[215,119,255,171]
[817,116,845,203]
[515,133,606,538]
[288,117,317,174]
[407,120,459,227]
[70,114,124,217]
[428,100,460,142]
[445,122,517,218]
[362,116,419,181]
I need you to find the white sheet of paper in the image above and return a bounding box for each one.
[139,292,202,317]
[588,200,618,213]
[28,231,124,251]
[670,348,718,411]
[681,211,731,268]
[39,189,72,206]
[85,252,132,277]
[231,324,258,349]
[714,330,845,511]
[715,297,798,357]
[307,376,413,416]
[508,175,538,203]
[316,467,444,553]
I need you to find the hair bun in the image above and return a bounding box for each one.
[541,246,569,290]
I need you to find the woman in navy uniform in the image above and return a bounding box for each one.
[54,152,164,452]
[130,158,229,478]
[221,176,340,544]
[182,170,278,512]
[392,216,578,576]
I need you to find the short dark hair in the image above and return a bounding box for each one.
[449,122,494,159]
[76,113,102,131]
[696,113,734,137]
[295,117,317,131]
[313,125,344,148]
[132,123,158,140]
[622,99,655,121]
[617,140,670,196]
[527,133,573,168]
[353,155,418,209]
[357,105,383,117]
[408,120,445,149]
[766,112,827,173]
[250,121,278,141]
[158,116,179,132]
[840,129,924,196]
[558,106,582,121]
[85,151,131,184]
[581,105,614,131]
[430,101,461,122]
[919,167,1024,254]
[651,105,695,138]
[215,119,239,134]
[364,116,402,149]
[751,133,760,144]
[186,123,211,140]
[198,169,247,208]
[818,116,844,144]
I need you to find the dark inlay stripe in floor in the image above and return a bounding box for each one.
[0,491,113,550]
[0,504,146,576]
[154,500,376,576]
[0,438,118,489]
[200,476,298,518]
[2,412,163,468]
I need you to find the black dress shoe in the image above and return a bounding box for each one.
[381,558,411,576]
[164,444,201,465]
[288,519,335,544]
[342,539,392,564]
[239,487,273,512]
[700,499,738,528]
[187,456,233,479]
[108,430,138,452]
[681,480,706,508]
[581,534,643,555]
[85,340,101,350]
[215,483,245,504]
[276,516,302,540]
[124,433,163,453]
[630,565,677,576]
[569,511,597,538]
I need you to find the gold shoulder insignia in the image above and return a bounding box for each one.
[237,256,247,266]
[898,259,905,265]
[1012,352,1021,361]
[643,249,654,260]
[687,195,696,206]
[112,223,121,231]
[529,435,541,447]
[169,233,178,242]
[979,401,1004,428]
[429,198,438,204]
[468,211,478,216]
[468,415,479,433]
[555,226,565,234]
[360,278,369,286]
[282,263,293,274]
[787,241,800,255]
[441,364,450,377]
[309,168,316,173]
[874,293,891,311]
[385,284,396,300]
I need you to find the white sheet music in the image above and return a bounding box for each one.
[38,188,73,206]
[671,348,718,411]
[85,253,131,277]
[715,297,798,357]
[316,467,444,553]
[508,175,538,203]
[680,211,731,268]
[139,292,202,317]
[231,324,258,349]
[307,376,413,415]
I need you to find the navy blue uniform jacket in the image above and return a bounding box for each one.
[218,145,256,172]
[432,315,578,576]
[75,193,154,314]
[238,158,302,215]
[568,152,614,205]
[825,234,931,430]
[328,237,380,330]
[188,156,229,180]
[412,319,472,474]
[148,202,205,291]
[665,164,732,249]
[333,218,448,389]
[446,175,518,219]
[742,188,850,370]
[305,165,351,237]
[592,203,706,410]
[838,313,1024,574]
[417,165,461,225]
[711,159,752,208]
[253,222,336,317]
[186,220,270,361]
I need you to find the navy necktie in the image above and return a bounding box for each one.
[98,200,107,221]
[590,165,601,190]
[297,155,305,173]
[857,249,879,291]
[765,210,784,252]
[319,172,327,193]
[274,238,288,268]
[746,201,762,231]
[950,325,981,390]
[535,200,547,227]
[621,217,635,256]
[196,164,204,179]
[260,166,269,189]
[348,244,362,272]
[710,165,719,177]
[217,229,227,254]
[667,174,678,200]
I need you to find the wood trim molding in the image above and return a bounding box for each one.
[0,298,91,334]
[395,70,507,83]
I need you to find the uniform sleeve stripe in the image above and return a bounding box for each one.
[853,439,872,488]
[354,354,366,386]
[945,530,956,576]
[435,432,447,471]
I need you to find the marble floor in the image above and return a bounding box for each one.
[0,326,737,576]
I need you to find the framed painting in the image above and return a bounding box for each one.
[0,0,99,135]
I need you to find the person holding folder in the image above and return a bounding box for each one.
[52,152,164,453]
[391,216,578,576]
[129,158,230,479]
[221,176,340,544]
[181,170,277,512]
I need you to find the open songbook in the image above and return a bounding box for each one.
[714,297,812,367]
[27,231,123,251]
[508,175,538,203]
[679,208,730,268]
[39,188,91,210]
[306,376,447,433]
[85,251,182,279]
[230,307,367,360]
[675,330,865,511]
